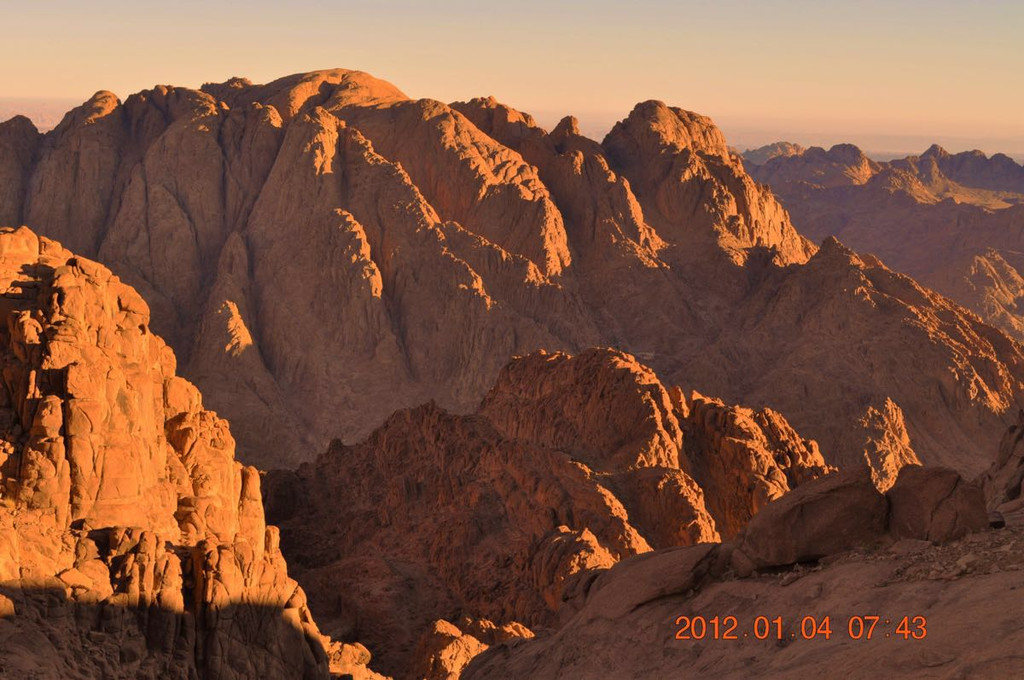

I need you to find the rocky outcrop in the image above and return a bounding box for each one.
[603,101,815,266]
[463,463,1005,680]
[746,142,1024,203]
[264,347,830,677]
[0,227,371,679]
[683,393,834,538]
[917,144,1024,195]
[3,70,1024,480]
[746,143,880,187]
[408,619,533,680]
[478,349,688,471]
[859,398,920,491]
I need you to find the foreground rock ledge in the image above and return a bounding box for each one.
[463,464,1013,679]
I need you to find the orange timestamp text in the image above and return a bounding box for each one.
[673,615,927,641]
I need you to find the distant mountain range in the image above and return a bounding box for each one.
[743,142,1024,340]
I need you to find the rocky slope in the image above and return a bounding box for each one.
[744,143,1024,342]
[0,226,378,679]
[463,464,1018,679]
[263,347,835,677]
[2,70,1023,477]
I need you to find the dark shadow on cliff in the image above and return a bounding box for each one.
[0,583,333,679]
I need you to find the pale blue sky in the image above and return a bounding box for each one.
[3,1,1022,156]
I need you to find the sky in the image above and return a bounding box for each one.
[3,0,1023,158]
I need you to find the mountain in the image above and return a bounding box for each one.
[744,142,1024,207]
[741,141,806,165]
[746,143,881,188]
[0,226,386,678]
[263,347,833,676]
[743,143,1024,342]
[2,69,1023,480]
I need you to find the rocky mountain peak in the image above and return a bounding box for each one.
[603,99,730,161]
[741,141,805,165]
[922,142,950,159]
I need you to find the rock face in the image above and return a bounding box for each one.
[4,71,1023,476]
[463,463,1007,680]
[0,115,39,227]
[983,409,1024,520]
[264,347,831,677]
[886,465,989,543]
[730,466,888,574]
[859,398,920,491]
[408,618,533,680]
[0,227,367,679]
[745,142,1024,343]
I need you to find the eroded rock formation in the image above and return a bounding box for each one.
[859,398,920,491]
[264,347,831,677]
[0,227,374,679]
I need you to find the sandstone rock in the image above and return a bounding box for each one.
[574,544,719,622]
[918,144,1024,194]
[408,620,492,680]
[747,143,880,188]
[264,399,655,677]
[887,465,988,542]
[0,227,356,679]
[740,141,806,166]
[602,100,815,267]
[683,392,835,538]
[462,522,1024,679]
[479,349,686,470]
[860,398,921,491]
[0,115,40,227]
[462,435,1024,679]
[731,466,888,572]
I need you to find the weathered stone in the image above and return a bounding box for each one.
[732,466,888,570]
[0,227,351,679]
[887,465,989,542]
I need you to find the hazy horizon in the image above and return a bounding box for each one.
[3,1,1022,160]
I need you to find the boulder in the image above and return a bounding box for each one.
[731,466,888,572]
[887,464,988,542]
